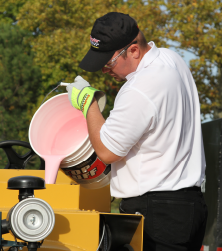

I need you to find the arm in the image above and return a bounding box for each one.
[86,98,122,164]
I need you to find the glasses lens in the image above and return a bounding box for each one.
[105,60,117,69]
[104,41,137,69]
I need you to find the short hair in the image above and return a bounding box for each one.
[136,31,148,50]
[118,30,147,59]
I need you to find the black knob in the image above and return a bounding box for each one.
[8,176,45,190]
[8,176,45,201]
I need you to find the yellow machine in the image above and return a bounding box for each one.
[0,167,143,251]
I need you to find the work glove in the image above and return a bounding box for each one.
[66,76,106,118]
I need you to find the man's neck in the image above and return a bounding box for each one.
[139,44,151,61]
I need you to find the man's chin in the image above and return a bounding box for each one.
[108,72,126,82]
[113,75,126,82]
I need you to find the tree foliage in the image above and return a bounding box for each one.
[0,0,27,24]
[163,0,222,119]
[0,0,169,168]
[0,0,222,155]
[14,0,169,118]
[0,23,43,168]
[0,23,42,141]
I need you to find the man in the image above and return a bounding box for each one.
[67,12,208,251]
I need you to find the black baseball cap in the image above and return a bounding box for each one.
[79,12,139,72]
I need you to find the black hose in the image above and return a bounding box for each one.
[1,219,9,234]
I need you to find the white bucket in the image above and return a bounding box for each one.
[29,93,110,189]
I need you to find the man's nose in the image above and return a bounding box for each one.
[102,67,111,74]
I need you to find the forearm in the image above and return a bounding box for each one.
[86,99,122,164]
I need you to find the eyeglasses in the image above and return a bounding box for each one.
[104,41,137,69]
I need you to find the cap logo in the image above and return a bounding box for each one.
[90,35,100,48]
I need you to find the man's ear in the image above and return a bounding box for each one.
[130,45,140,59]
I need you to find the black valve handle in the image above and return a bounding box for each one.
[0,140,45,170]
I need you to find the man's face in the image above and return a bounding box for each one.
[102,52,130,82]
[102,41,139,81]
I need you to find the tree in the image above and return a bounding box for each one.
[2,0,222,121]
[0,23,43,167]
[0,0,28,24]
[0,23,42,168]
[15,0,168,118]
[0,0,168,171]
[163,0,222,119]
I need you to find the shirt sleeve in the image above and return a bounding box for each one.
[100,87,158,157]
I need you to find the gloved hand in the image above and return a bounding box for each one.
[66,76,106,118]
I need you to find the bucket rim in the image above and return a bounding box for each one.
[62,139,92,162]
[29,93,89,159]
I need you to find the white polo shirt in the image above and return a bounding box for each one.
[100,41,206,198]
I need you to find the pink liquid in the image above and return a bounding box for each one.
[50,116,87,154]
[42,155,66,184]
[42,115,88,184]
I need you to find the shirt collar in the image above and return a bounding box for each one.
[126,41,160,81]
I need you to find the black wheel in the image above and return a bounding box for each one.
[0,140,45,170]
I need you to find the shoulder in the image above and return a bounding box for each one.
[133,64,182,92]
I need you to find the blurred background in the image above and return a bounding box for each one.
[0,0,221,211]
